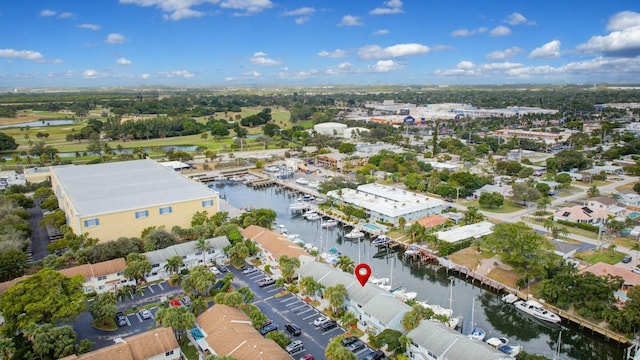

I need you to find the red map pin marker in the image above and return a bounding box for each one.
[354,263,372,287]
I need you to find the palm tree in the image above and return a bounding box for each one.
[155,306,195,341]
[116,286,133,303]
[550,225,568,239]
[164,255,184,276]
[340,311,358,329]
[335,255,355,273]
[195,238,211,266]
[324,284,347,316]
[190,296,208,316]
[464,206,485,224]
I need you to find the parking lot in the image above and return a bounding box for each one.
[232,266,377,359]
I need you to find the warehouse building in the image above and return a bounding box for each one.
[51,159,219,241]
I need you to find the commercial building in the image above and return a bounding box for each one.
[51,160,219,241]
[327,183,444,226]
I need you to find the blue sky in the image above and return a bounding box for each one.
[1,1,640,88]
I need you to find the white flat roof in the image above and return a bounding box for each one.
[328,183,443,217]
[53,159,218,217]
[436,221,494,243]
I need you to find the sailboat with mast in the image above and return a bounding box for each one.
[467,298,486,341]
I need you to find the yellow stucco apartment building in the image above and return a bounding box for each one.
[51,159,220,241]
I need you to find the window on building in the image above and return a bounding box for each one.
[135,210,149,219]
[98,285,104,290]
[152,263,160,268]
[202,200,214,208]
[195,251,202,256]
[159,206,173,215]
[165,350,174,356]
[97,275,107,281]
[83,218,100,227]
[117,272,123,276]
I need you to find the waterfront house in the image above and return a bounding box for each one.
[240,225,312,272]
[435,221,495,244]
[298,261,411,334]
[406,320,513,360]
[58,258,133,294]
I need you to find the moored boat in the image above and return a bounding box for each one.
[321,219,339,228]
[345,229,365,239]
[295,178,309,185]
[372,235,392,246]
[486,337,509,348]
[501,293,519,304]
[498,344,523,357]
[514,300,561,324]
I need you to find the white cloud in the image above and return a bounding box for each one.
[486,46,523,60]
[577,11,640,57]
[106,33,126,44]
[490,26,511,37]
[373,29,389,35]
[451,27,487,37]
[370,0,403,15]
[504,12,535,26]
[77,23,101,30]
[244,70,261,77]
[220,0,273,16]
[606,11,640,31]
[159,70,194,78]
[83,69,100,78]
[57,12,74,19]
[283,7,315,16]
[318,49,348,58]
[0,49,44,61]
[295,17,309,24]
[338,15,362,27]
[39,9,57,17]
[120,0,216,20]
[250,52,281,65]
[117,57,133,65]
[358,43,429,59]
[141,73,151,79]
[370,60,403,72]
[338,62,352,70]
[529,40,561,59]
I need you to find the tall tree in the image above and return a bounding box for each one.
[164,255,184,275]
[89,292,117,327]
[0,268,86,336]
[123,253,152,284]
[195,238,211,266]
[324,284,347,315]
[155,305,195,341]
[278,255,301,282]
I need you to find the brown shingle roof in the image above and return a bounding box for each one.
[74,342,134,360]
[127,327,179,359]
[59,263,94,279]
[197,305,290,360]
[415,215,447,229]
[581,262,640,287]
[241,225,306,259]
[91,258,127,278]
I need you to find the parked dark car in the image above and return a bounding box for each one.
[622,255,632,263]
[341,336,358,347]
[319,320,338,331]
[217,265,228,273]
[259,323,278,335]
[285,323,302,336]
[347,339,365,352]
[115,312,127,327]
[364,350,386,360]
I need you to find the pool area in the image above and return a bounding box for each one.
[363,223,380,231]
[191,328,204,339]
[363,223,387,234]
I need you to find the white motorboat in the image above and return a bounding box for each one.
[392,287,417,301]
[498,344,523,357]
[370,277,390,286]
[321,219,339,228]
[295,178,309,185]
[372,235,392,246]
[344,230,365,239]
[303,211,319,220]
[501,293,519,304]
[514,300,561,324]
[306,213,321,221]
[404,245,419,256]
[469,327,486,341]
[308,181,319,188]
[486,337,509,348]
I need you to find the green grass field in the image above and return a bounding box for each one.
[463,200,525,213]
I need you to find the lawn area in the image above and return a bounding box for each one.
[448,247,495,269]
[179,338,199,360]
[528,218,599,240]
[462,200,525,213]
[575,249,627,265]
[487,267,521,288]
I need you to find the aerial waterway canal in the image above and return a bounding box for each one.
[213,182,626,360]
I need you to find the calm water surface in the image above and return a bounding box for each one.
[216,183,627,360]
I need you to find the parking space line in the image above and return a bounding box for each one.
[157,283,164,290]
[285,301,303,308]
[302,312,319,320]
[135,312,143,322]
[279,296,297,303]
[147,285,155,294]
[322,327,342,335]
[297,308,314,316]
[290,304,308,312]
[267,287,281,293]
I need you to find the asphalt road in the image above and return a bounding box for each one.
[26,204,50,262]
